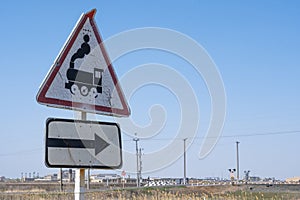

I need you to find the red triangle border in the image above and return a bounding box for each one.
[36,9,130,117]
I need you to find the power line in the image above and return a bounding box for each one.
[211,130,300,138]
[122,130,300,142]
[1,130,299,157]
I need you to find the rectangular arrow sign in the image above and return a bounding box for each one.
[45,118,122,169]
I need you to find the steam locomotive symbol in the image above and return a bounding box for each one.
[65,34,103,97]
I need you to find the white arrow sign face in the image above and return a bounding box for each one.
[45,118,122,169]
[36,9,130,117]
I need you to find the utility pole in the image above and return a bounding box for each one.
[133,137,140,187]
[236,141,240,182]
[183,138,187,185]
[139,148,142,185]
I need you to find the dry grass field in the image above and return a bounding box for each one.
[0,184,300,199]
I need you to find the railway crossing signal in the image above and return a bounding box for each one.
[36,9,130,117]
[37,9,128,199]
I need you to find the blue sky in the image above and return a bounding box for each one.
[0,1,299,180]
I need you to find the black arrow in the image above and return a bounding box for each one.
[47,134,109,156]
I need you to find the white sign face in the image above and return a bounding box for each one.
[45,118,122,169]
[36,9,130,117]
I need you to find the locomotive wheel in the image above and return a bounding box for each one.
[80,86,89,96]
[71,84,79,94]
[90,88,98,98]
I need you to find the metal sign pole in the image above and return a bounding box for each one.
[74,112,86,200]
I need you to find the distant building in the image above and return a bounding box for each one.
[286,177,300,184]
[57,169,75,182]
[90,174,121,183]
[21,177,35,182]
[249,176,261,182]
[43,173,58,181]
[0,176,5,182]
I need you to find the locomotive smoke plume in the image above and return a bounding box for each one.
[70,35,91,68]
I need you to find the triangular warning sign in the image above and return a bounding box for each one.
[36,9,130,117]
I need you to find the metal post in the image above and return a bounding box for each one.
[60,168,63,192]
[133,137,140,187]
[75,111,86,200]
[183,138,187,185]
[236,141,240,182]
[69,169,73,182]
[87,169,90,190]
